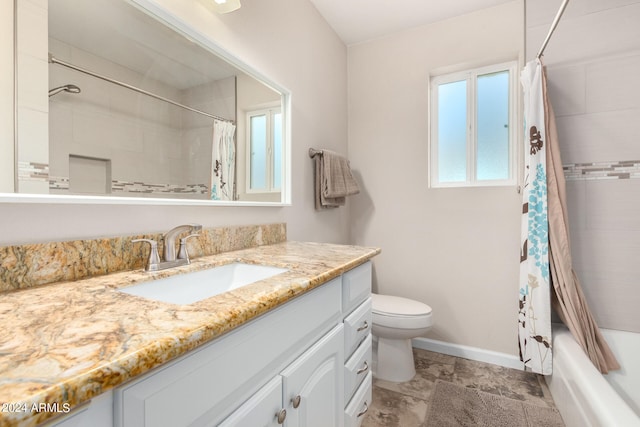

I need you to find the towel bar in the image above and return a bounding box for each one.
[309,148,323,158]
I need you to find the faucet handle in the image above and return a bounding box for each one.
[177,234,200,262]
[132,239,161,271]
[163,224,203,262]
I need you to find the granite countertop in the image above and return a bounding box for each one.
[0,241,380,427]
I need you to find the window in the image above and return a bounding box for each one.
[246,107,282,192]
[429,61,517,187]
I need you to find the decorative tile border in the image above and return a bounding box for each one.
[49,175,69,190]
[0,223,286,292]
[16,162,209,195]
[564,160,640,181]
[17,161,49,182]
[49,175,209,195]
[111,180,209,195]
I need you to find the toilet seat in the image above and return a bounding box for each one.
[371,294,432,330]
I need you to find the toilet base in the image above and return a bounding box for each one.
[374,336,416,382]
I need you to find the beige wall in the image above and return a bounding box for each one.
[527,0,640,333]
[348,1,525,355]
[0,0,350,245]
[0,1,14,193]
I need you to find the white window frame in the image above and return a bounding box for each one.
[245,106,282,194]
[429,61,518,188]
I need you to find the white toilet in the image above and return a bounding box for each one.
[371,293,433,383]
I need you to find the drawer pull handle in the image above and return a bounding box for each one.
[357,401,369,418]
[276,408,287,424]
[292,395,301,409]
[357,321,369,332]
[356,361,369,375]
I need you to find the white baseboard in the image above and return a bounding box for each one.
[412,337,524,371]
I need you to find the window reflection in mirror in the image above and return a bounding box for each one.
[245,106,281,201]
[14,0,289,204]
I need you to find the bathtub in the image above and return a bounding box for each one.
[547,324,640,427]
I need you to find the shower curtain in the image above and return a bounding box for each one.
[541,63,620,374]
[211,120,236,201]
[519,59,552,375]
[519,59,620,375]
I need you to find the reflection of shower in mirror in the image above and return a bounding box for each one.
[48,84,81,97]
[14,0,289,204]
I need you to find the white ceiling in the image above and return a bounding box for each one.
[309,0,516,45]
[48,0,518,87]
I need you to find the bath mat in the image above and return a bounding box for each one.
[425,380,564,427]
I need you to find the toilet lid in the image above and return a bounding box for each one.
[371,294,432,317]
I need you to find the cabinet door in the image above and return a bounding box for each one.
[217,376,285,427]
[44,391,113,427]
[281,324,344,427]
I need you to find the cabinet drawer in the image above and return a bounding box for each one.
[343,298,371,361]
[342,262,372,315]
[344,372,372,427]
[344,334,372,404]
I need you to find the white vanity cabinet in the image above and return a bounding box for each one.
[221,324,345,427]
[341,262,373,427]
[103,261,372,427]
[220,261,373,427]
[114,277,342,427]
[44,392,113,427]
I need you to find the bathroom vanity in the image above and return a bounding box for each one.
[0,241,379,427]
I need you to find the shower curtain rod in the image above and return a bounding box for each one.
[536,0,570,59]
[48,54,234,123]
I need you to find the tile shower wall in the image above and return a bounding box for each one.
[526,0,640,332]
[16,0,49,194]
[47,37,235,198]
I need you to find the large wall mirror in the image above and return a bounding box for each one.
[11,0,290,205]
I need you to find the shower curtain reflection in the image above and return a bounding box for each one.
[211,120,237,201]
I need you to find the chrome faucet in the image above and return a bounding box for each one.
[133,223,202,271]
[163,223,202,262]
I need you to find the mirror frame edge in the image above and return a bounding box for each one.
[6,0,292,207]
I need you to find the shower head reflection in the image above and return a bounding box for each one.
[48,84,81,97]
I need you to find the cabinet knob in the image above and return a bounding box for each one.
[356,361,369,375]
[357,321,369,332]
[356,401,369,418]
[292,394,301,409]
[276,408,287,424]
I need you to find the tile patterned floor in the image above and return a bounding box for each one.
[361,348,560,427]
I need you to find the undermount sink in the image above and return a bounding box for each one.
[119,262,289,305]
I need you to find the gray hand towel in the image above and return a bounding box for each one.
[314,150,359,210]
